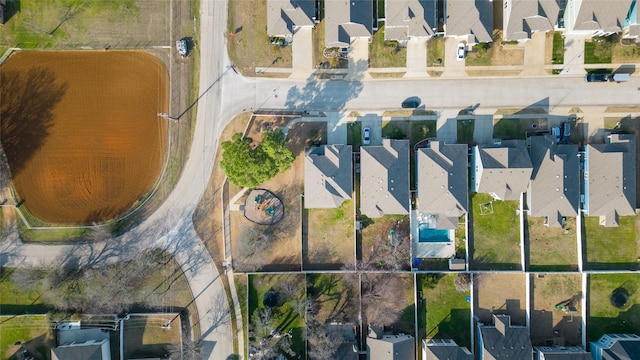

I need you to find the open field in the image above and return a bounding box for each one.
[303,200,355,270]
[123,314,181,359]
[588,273,640,342]
[527,216,578,271]
[1,51,168,225]
[583,215,639,270]
[530,273,582,346]
[474,273,527,325]
[420,274,471,349]
[0,315,53,360]
[470,193,521,270]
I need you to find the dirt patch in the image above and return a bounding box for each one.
[530,273,582,346]
[1,51,168,224]
[474,273,526,325]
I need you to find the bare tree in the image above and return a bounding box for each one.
[361,273,407,326]
[236,225,273,271]
[307,319,342,360]
[454,273,471,293]
[168,330,202,360]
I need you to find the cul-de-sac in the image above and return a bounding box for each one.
[2,0,640,359]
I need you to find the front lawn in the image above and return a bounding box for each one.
[471,193,521,270]
[427,37,445,66]
[347,121,362,151]
[369,25,407,68]
[457,119,474,144]
[551,32,564,64]
[583,215,638,270]
[588,273,640,342]
[527,216,578,271]
[420,274,471,349]
[584,38,612,64]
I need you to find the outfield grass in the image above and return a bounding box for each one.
[588,273,640,341]
[420,274,471,349]
[584,215,638,270]
[0,315,53,360]
[471,193,521,270]
[427,37,445,66]
[369,25,407,68]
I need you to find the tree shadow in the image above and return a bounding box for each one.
[1,0,20,24]
[588,304,640,342]
[1,66,67,179]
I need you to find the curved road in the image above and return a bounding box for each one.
[2,1,640,359]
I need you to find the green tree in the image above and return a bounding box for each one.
[220,131,295,187]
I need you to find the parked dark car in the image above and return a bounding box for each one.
[402,97,421,108]
[584,72,611,82]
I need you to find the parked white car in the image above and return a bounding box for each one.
[363,127,371,145]
[457,43,466,61]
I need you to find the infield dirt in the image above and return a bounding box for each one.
[1,50,168,224]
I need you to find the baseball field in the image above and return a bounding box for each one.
[1,50,168,225]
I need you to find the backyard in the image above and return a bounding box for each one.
[530,273,582,346]
[303,200,355,270]
[583,215,639,270]
[248,273,307,358]
[474,273,527,326]
[0,315,53,360]
[360,214,411,270]
[527,216,579,271]
[470,193,521,270]
[307,273,358,324]
[362,273,415,335]
[369,25,407,68]
[123,314,181,359]
[588,273,640,342]
[419,274,471,349]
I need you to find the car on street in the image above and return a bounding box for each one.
[402,97,421,108]
[457,43,466,61]
[363,127,371,145]
[584,71,611,82]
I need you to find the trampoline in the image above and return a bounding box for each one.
[610,288,629,309]
[244,189,284,225]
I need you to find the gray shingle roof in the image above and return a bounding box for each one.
[603,340,640,359]
[367,333,415,360]
[361,139,410,218]
[417,140,468,229]
[304,145,353,208]
[445,0,493,43]
[528,135,579,227]
[384,0,436,41]
[534,346,592,360]
[325,0,373,47]
[267,0,315,37]
[51,343,106,360]
[586,134,636,226]
[503,0,560,41]
[566,0,633,33]
[473,140,533,201]
[478,315,533,360]
[423,339,473,360]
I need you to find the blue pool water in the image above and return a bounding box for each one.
[418,224,450,243]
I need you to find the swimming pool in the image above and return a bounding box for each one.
[418,224,450,243]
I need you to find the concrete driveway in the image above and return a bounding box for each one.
[562,34,587,75]
[291,27,313,79]
[441,37,466,77]
[359,113,383,146]
[405,37,428,77]
[348,38,370,79]
[521,31,546,76]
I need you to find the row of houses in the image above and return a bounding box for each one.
[304,132,636,260]
[268,0,640,48]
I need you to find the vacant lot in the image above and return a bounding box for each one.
[474,273,526,326]
[527,216,578,271]
[420,274,471,349]
[583,215,639,270]
[530,273,582,346]
[0,315,53,360]
[123,314,181,359]
[588,273,640,342]
[470,193,521,270]
[1,51,168,225]
[303,200,355,270]
[361,214,411,270]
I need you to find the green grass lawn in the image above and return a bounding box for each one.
[307,273,357,324]
[455,217,467,259]
[420,274,471,349]
[304,200,355,268]
[123,314,181,359]
[347,121,362,151]
[248,274,306,358]
[588,273,640,341]
[584,39,612,64]
[552,32,564,64]
[0,315,53,360]
[527,216,578,271]
[492,118,526,140]
[0,268,50,315]
[381,120,436,146]
[235,274,249,360]
[369,25,407,68]
[457,120,474,144]
[427,37,445,66]
[471,193,521,270]
[466,43,492,66]
[584,215,638,270]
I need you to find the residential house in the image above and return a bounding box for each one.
[385,0,437,44]
[590,333,640,360]
[535,345,591,359]
[527,135,580,227]
[360,139,410,218]
[304,145,353,208]
[325,0,373,48]
[367,325,415,360]
[472,140,533,201]
[584,133,636,227]
[52,325,111,360]
[503,0,561,41]
[417,140,468,229]
[477,314,533,360]
[445,0,493,44]
[267,0,316,42]
[423,339,473,360]
[563,0,634,36]
[623,0,640,42]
